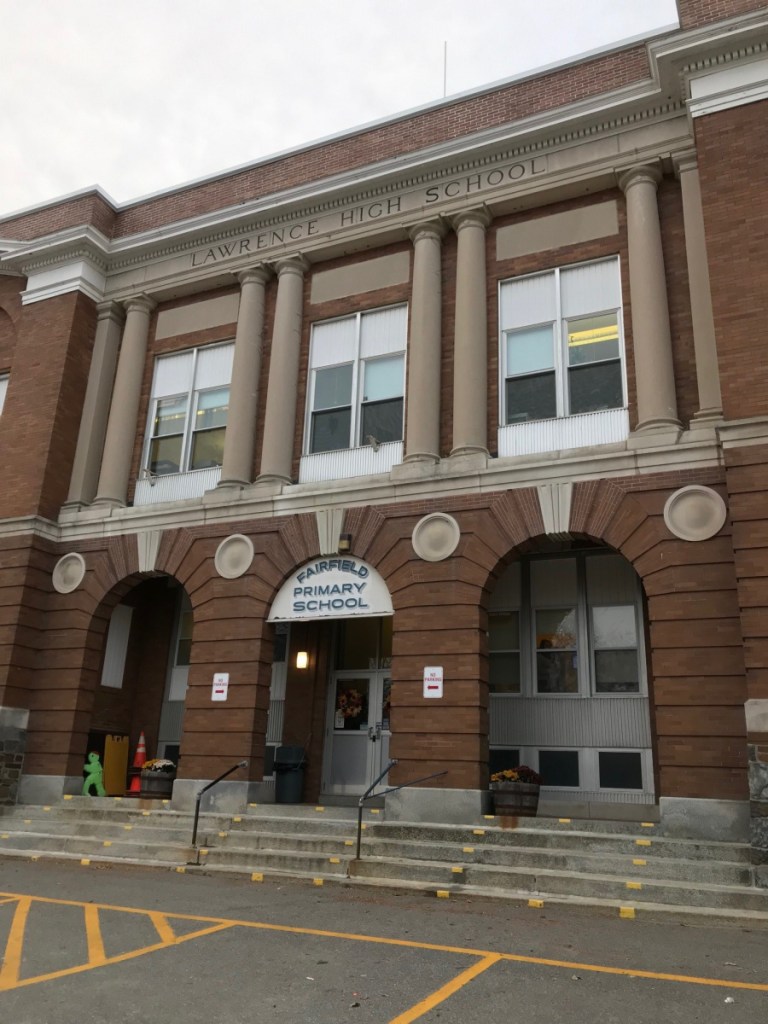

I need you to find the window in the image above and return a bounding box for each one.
[487,552,643,698]
[144,343,233,476]
[499,258,624,425]
[0,373,8,415]
[306,306,406,454]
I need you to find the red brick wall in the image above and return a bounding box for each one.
[0,291,97,520]
[0,48,650,243]
[676,0,766,28]
[696,101,768,420]
[0,192,116,242]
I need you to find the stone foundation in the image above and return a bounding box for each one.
[0,708,29,806]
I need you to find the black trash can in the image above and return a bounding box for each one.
[274,745,306,804]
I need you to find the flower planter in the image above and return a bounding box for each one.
[140,772,175,799]
[490,781,540,817]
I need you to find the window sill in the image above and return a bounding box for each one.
[298,441,403,483]
[498,407,629,458]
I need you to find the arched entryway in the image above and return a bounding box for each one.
[487,542,655,815]
[267,555,394,801]
[88,574,192,792]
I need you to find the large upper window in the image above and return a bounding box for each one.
[499,258,625,425]
[306,305,406,455]
[144,343,233,476]
[0,373,8,415]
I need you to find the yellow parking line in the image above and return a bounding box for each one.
[149,912,176,945]
[0,896,31,990]
[388,953,502,1023]
[83,905,106,965]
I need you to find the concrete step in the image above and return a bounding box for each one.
[0,828,189,862]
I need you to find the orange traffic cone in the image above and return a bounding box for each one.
[128,731,147,795]
[132,731,147,769]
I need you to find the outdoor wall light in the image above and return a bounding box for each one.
[295,651,309,670]
[338,533,352,553]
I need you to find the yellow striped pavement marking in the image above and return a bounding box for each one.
[389,954,501,1024]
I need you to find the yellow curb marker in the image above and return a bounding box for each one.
[462,847,474,854]
[199,849,208,856]
[30,856,39,861]
[315,807,325,812]
[344,840,354,846]
[80,859,91,866]
[218,832,227,838]
[63,794,73,800]
[162,800,169,805]
[103,841,112,848]
[633,859,647,866]
[559,818,571,823]
[620,906,636,919]
[369,808,380,815]
[123,825,132,831]
[43,807,51,812]
[232,817,242,823]
[360,823,367,830]
[636,839,651,847]
[472,829,485,836]
[329,858,340,864]
[436,890,450,899]
[142,811,150,817]
[483,815,495,820]
[313,878,324,886]
[451,867,463,874]
[251,872,264,882]
[626,881,642,890]
[176,867,185,874]
[640,822,655,828]
[23,820,30,825]
[528,899,544,908]
[249,802,258,807]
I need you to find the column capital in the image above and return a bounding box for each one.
[452,207,492,233]
[408,219,447,245]
[273,255,309,279]
[672,149,699,178]
[617,163,663,195]
[237,264,272,287]
[122,294,156,317]
[95,299,126,325]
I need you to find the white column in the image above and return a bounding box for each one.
[451,209,491,457]
[676,154,723,421]
[256,257,307,484]
[64,301,124,508]
[619,165,680,432]
[405,221,445,463]
[218,266,271,487]
[93,295,156,507]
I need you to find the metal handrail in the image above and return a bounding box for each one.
[190,760,248,849]
[355,761,448,859]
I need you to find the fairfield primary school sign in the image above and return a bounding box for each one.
[268,558,394,621]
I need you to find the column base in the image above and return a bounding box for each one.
[391,459,439,483]
[253,474,292,488]
[627,424,682,449]
[90,496,125,510]
[447,449,489,472]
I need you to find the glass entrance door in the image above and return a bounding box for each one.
[324,671,391,795]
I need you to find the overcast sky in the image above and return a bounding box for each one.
[2,0,680,219]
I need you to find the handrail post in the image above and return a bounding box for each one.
[190,760,248,849]
[354,766,449,862]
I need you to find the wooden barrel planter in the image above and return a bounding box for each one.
[490,781,540,817]
[140,771,175,799]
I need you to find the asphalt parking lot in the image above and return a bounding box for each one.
[1,858,767,1023]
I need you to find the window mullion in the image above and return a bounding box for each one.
[180,350,198,472]
[553,268,566,417]
[350,312,363,447]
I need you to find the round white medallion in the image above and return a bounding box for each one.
[52,552,86,594]
[411,513,461,562]
[663,485,727,542]
[214,534,254,579]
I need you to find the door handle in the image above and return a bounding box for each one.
[368,726,378,742]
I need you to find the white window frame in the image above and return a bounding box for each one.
[0,373,8,416]
[141,342,233,479]
[498,256,627,428]
[303,305,407,456]
[492,746,652,794]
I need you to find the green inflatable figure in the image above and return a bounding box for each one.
[82,751,106,797]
